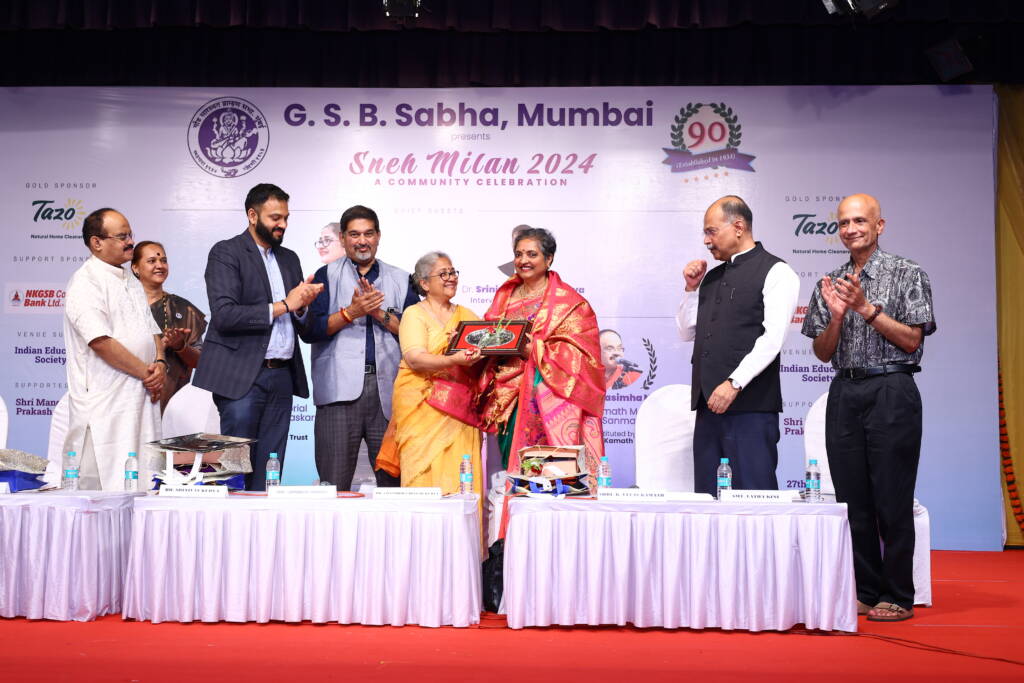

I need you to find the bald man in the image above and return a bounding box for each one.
[677,195,800,496]
[802,194,936,622]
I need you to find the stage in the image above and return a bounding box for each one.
[1,550,1021,682]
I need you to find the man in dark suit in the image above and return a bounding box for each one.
[193,183,323,490]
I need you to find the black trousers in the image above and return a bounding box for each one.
[826,372,921,610]
[693,397,780,496]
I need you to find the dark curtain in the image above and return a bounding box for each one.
[5,0,1024,32]
[3,0,1024,86]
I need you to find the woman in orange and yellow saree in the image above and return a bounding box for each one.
[376,251,484,496]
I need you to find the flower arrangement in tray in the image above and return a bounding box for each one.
[465,318,514,349]
[445,318,533,356]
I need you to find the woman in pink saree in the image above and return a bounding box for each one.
[432,228,606,484]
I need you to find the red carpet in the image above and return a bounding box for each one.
[2,550,1022,682]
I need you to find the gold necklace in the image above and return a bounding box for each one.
[517,278,547,298]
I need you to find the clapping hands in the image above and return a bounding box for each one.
[821,272,868,318]
[285,274,324,313]
[162,327,192,353]
[347,277,385,319]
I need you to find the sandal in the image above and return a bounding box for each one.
[866,602,913,622]
[857,600,873,615]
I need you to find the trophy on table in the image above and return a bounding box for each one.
[147,433,255,488]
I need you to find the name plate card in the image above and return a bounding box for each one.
[267,485,338,499]
[719,489,800,503]
[372,487,442,501]
[158,484,229,499]
[664,491,715,502]
[597,488,667,501]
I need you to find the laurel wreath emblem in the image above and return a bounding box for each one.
[641,338,658,391]
[669,102,742,151]
[670,102,702,150]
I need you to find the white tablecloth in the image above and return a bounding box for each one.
[504,497,856,632]
[0,490,138,621]
[122,494,482,627]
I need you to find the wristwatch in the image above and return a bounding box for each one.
[729,377,742,390]
[382,309,392,325]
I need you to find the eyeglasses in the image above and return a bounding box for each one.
[314,237,337,249]
[428,270,459,282]
[99,232,134,242]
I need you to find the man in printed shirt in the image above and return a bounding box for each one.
[802,193,936,622]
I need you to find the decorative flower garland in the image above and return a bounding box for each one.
[1000,364,1023,536]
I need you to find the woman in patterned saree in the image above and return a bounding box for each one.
[376,252,484,495]
[131,240,207,412]
[472,228,605,485]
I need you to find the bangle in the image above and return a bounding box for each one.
[154,358,169,368]
[281,299,291,314]
[340,307,353,323]
[865,303,883,325]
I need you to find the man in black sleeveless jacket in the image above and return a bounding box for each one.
[676,196,800,496]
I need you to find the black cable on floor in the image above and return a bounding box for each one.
[789,628,1024,668]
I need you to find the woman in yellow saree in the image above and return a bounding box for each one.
[376,252,484,496]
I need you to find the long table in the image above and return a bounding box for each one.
[0,490,139,621]
[122,494,482,627]
[503,497,857,632]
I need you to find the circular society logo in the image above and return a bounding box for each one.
[187,97,269,178]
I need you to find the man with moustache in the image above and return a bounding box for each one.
[193,183,323,490]
[63,208,166,490]
[600,329,643,390]
[300,205,418,490]
[677,195,800,496]
[802,194,935,622]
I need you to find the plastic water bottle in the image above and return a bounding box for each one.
[124,451,139,492]
[716,458,732,499]
[459,454,473,494]
[62,450,80,491]
[597,456,612,488]
[265,452,281,488]
[805,459,822,503]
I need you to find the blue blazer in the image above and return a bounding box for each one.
[193,230,310,400]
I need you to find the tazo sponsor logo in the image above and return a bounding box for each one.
[32,199,84,230]
[662,102,755,175]
[792,212,841,237]
[187,96,269,178]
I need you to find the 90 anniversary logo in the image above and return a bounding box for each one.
[187,97,269,178]
[662,102,756,175]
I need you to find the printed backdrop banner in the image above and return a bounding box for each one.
[0,86,999,550]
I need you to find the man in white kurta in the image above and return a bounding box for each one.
[63,208,165,490]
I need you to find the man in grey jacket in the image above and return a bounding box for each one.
[301,205,419,490]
